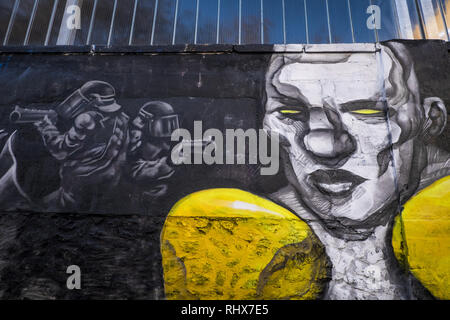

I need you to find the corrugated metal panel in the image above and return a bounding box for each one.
[0,1,17,45]
[27,0,55,45]
[109,0,134,45]
[153,0,176,45]
[131,0,156,45]
[8,0,34,45]
[348,0,377,42]
[328,0,354,43]
[305,0,330,44]
[174,0,196,44]
[419,0,449,40]
[0,0,448,46]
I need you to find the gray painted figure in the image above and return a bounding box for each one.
[127,101,179,205]
[34,80,130,211]
[263,42,449,299]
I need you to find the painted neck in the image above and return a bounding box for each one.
[314,223,409,300]
[271,186,411,300]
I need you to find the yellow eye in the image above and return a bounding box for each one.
[279,109,301,114]
[351,109,384,115]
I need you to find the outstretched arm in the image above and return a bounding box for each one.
[34,113,96,161]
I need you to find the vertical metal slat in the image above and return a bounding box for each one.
[129,0,139,45]
[260,0,264,44]
[107,0,118,46]
[45,0,59,45]
[24,0,40,45]
[151,0,159,45]
[437,0,450,40]
[390,0,402,39]
[347,0,355,43]
[194,0,200,44]
[238,0,242,44]
[304,0,309,44]
[172,0,179,45]
[369,0,379,42]
[282,0,286,44]
[3,0,21,45]
[86,0,98,44]
[325,0,332,43]
[413,0,427,38]
[216,0,221,44]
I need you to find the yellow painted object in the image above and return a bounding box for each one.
[161,188,330,300]
[350,109,384,115]
[162,179,450,300]
[392,176,450,299]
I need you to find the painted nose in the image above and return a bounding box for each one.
[303,107,356,165]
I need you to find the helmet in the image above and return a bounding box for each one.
[133,101,179,138]
[56,81,121,120]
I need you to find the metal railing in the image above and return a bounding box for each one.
[1,0,449,47]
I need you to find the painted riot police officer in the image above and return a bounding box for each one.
[34,80,129,211]
[127,101,179,206]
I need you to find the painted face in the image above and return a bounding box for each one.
[264,47,424,227]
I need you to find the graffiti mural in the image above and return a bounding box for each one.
[0,41,448,299]
[0,81,183,213]
[263,42,448,299]
[160,42,450,300]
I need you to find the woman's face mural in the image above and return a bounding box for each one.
[263,44,447,229]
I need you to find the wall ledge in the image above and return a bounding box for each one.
[0,40,447,55]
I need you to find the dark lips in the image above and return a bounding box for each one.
[308,169,367,197]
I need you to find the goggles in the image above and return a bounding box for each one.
[148,114,180,138]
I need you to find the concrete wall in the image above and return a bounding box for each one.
[0,41,448,299]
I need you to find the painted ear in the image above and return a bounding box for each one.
[422,97,447,140]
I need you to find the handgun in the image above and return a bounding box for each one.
[9,105,58,124]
